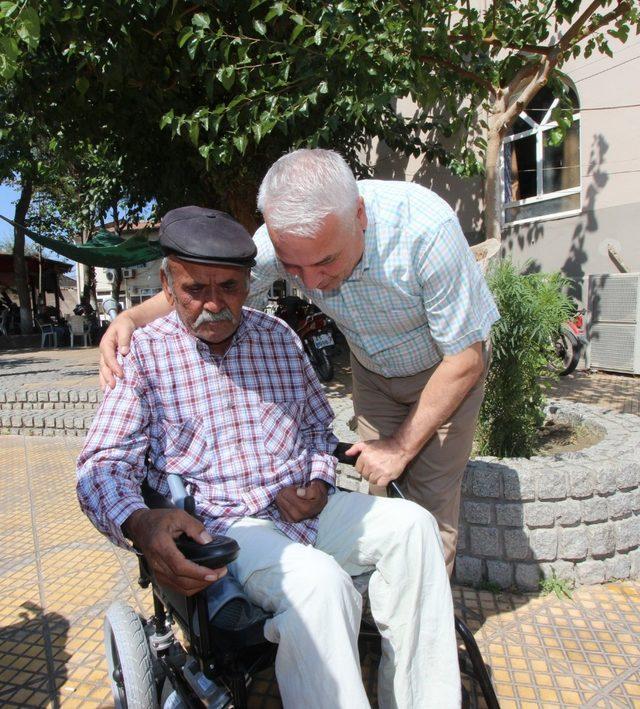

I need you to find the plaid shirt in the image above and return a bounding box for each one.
[250,179,500,377]
[77,309,337,549]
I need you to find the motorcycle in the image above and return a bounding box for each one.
[273,295,336,382]
[552,307,587,376]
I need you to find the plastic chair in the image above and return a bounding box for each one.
[36,319,58,348]
[68,315,91,347]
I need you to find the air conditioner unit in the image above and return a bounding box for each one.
[122,268,136,279]
[586,273,640,374]
[104,268,117,284]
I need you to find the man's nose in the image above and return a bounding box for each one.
[203,291,226,312]
[300,268,323,289]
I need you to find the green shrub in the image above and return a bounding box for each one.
[476,260,573,458]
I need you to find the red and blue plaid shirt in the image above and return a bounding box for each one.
[77,308,337,548]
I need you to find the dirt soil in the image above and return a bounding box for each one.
[536,419,604,454]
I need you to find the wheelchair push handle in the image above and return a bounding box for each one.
[334,442,405,500]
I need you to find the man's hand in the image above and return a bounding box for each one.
[275,481,329,522]
[123,508,227,596]
[345,437,413,488]
[99,313,137,391]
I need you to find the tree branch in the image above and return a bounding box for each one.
[557,0,630,53]
[418,55,496,96]
[448,32,554,56]
[500,58,555,133]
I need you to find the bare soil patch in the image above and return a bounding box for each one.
[536,419,604,455]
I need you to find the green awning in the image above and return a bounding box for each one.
[0,214,163,267]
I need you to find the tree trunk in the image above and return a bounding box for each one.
[225,182,260,234]
[12,179,34,334]
[483,125,504,243]
[110,268,123,304]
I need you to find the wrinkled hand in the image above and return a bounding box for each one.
[123,508,227,596]
[275,481,329,522]
[98,313,137,391]
[345,437,413,487]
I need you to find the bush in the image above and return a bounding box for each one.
[476,260,573,458]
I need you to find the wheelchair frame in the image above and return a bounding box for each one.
[106,443,500,708]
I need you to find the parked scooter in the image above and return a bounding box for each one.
[274,295,335,381]
[553,307,587,376]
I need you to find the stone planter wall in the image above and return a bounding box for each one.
[454,401,640,590]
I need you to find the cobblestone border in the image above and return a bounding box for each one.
[455,401,640,590]
[0,389,101,435]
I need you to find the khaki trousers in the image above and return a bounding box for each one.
[351,347,490,575]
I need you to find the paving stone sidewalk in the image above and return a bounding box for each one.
[1,345,640,707]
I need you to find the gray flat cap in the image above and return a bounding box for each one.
[159,206,257,267]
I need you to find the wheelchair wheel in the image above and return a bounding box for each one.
[104,600,158,709]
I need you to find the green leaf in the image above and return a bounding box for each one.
[159,109,174,130]
[189,120,200,146]
[216,65,236,91]
[253,19,267,36]
[233,134,248,154]
[192,12,210,29]
[16,6,40,48]
[177,27,193,48]
[0,2,18,19]
[290,23,305,42]
[75,76,89,95]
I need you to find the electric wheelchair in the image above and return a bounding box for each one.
[104,443,500,708]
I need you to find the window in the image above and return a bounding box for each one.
[502,85,580,225]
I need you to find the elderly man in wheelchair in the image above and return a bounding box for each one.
[77,207,462,708]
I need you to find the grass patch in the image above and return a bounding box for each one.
[476,580,503,595]
[540,571,573,599]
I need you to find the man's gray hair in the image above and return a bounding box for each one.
[257,149,359,238]
[160,256,173,291]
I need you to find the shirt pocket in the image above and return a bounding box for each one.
[159,417,210,478]
[260,401,304,461]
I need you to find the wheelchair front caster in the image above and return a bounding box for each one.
[104,600,158,709]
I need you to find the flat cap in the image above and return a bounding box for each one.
[159,206,257,267]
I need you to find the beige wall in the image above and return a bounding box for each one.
[370,31,640,297]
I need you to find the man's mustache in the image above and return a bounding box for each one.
[193,308,235,328]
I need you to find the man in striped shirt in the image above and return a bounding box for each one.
[79,207,460,708]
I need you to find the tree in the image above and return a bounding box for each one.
[2,0,637,262]
[402,0,639,242]
[1,1,443,232]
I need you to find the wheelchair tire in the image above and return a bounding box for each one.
[104,601,158,709]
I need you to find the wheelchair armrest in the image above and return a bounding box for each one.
[175,535,240,570]
[140,480,239,569]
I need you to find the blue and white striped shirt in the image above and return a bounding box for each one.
[250,180,499,377]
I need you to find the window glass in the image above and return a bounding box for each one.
[504,192,580,223]
[502,84,580,225]
[542,123,580,194]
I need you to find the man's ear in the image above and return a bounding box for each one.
[356,196,367,231]
[160,269,175,306]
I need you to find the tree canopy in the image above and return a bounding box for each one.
[1,0,638,235]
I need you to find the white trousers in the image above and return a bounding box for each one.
[226,491,460,709]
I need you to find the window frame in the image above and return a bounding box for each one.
[501,95,582,228]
